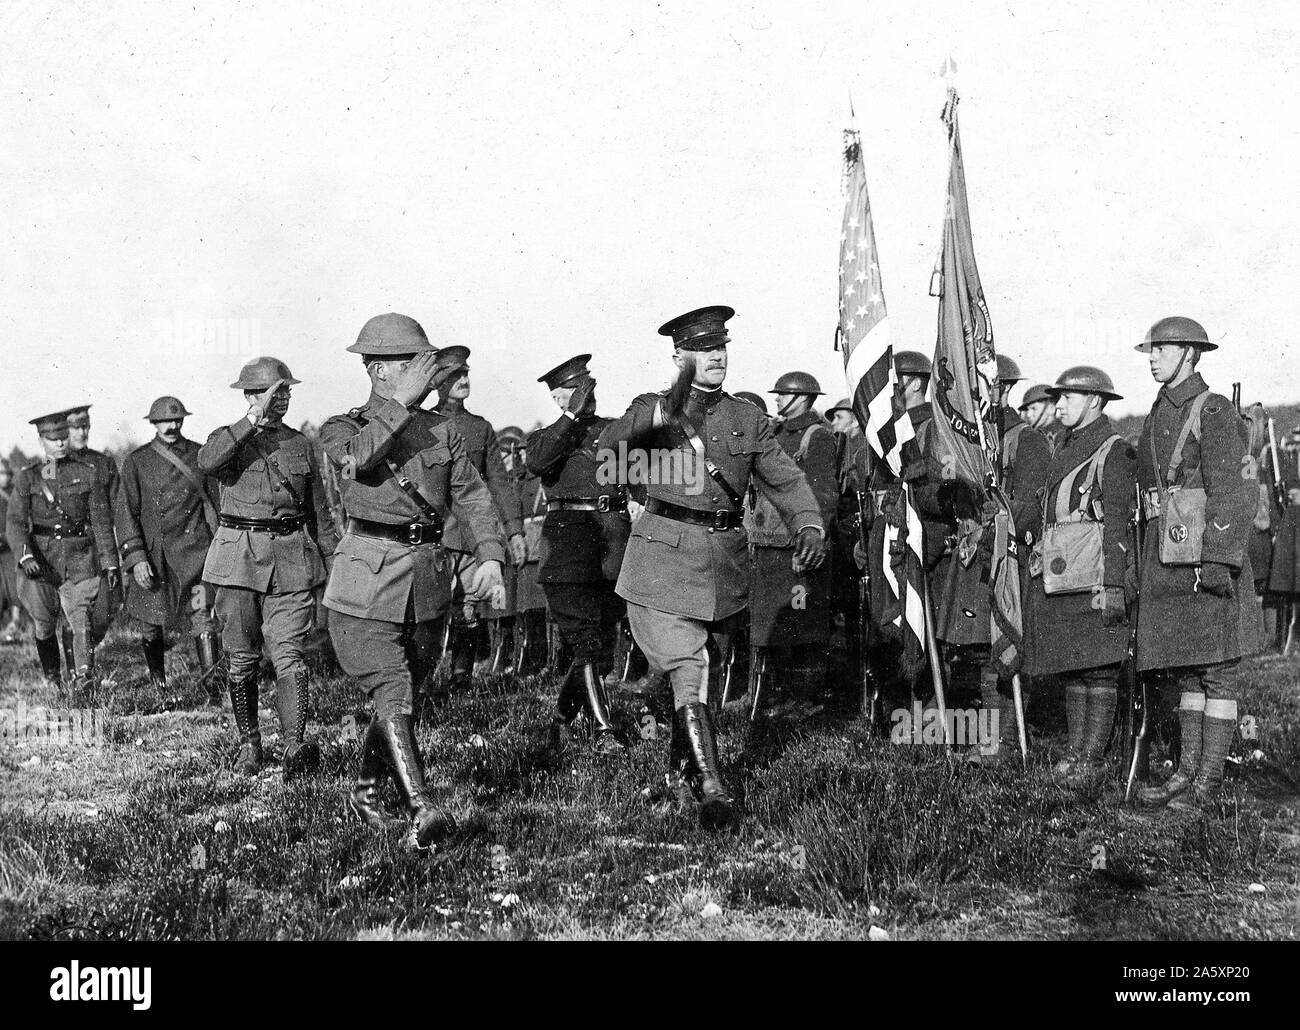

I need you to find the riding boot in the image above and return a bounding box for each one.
[579,662,624,754]
[195,631,224,704]
[35,635,62,685]
[350,719,404,829]
[550,661,585,751]
[1138,692,1203,807]
[70,628,97,707]
[377,715,456,849]
[277,668,319,782]
[449,626,475,691]
[680,703,736,831]
[228,672,263,775]
[142,635,174,709]
[662,705,695,806]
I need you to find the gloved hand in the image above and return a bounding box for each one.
[508,533,527,567]
[1100,585,1127,627]
[566,375,596,416]
[1123,561,1140,608]
[19,555,42,580]
[937,480,979,523]
[469,559,505,601]
[853,539,867,570]
[627,499,645,522]
[132,560,156,589]
[793,527,826,572]
[1197,562,1235,598]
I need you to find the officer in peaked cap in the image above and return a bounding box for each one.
[746,371,839,714]
[116,396,221,708]
[5,410,117,699]
[1024,366,1137,786]
[527,353,631,755]
[1132,317,1262,812]
[63,404,122,645]
[431,344,523,693]
[1018,383,1065,455]
[321,313,504,849]
[198,356,335,781]
[599,305,826,830]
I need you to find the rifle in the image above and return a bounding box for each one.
[1123,480,1150,802]
[1267,417,1288,515]
[856,489,882,730]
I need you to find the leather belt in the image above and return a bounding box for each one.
[348,516,443,546]
[546,494,627,514]
[32,521,88,539]
[219,513,305,535]
[645,498,740,531]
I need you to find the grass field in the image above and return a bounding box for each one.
[1,628,1297,941]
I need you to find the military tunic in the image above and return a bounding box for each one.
[0,487,16,617]
[5,455,115,654]
[747,408,838,646]
[73,446,121,638]
[1025,415,1138,676]
[1134,373,1263,673]
[116,436,218,633]
[599,387,822,707]
[526,411,629,665]
[320,393,506,719]
[198,417,335,679]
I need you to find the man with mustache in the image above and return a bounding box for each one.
[116,396,222,709]
[5,411,117,699]
[599,306,826,830]
[198,358,336,781]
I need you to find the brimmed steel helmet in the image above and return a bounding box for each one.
[230,357,300,390]
[1018,384,1054,410]
[768,371,824,396]
[893,351,932,377]
[1135,316,1216,353]
[1047,366,1122,401]
[995,354,1024,383]
[146,396,192,421]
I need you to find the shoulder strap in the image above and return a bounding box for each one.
[1157,390,1209,486]
[795,425,821,464]
[245,432,304,510]
[341,407,440,523]
[149,441,218,532]
[1051,433,1123,523]
[658,402,744,510]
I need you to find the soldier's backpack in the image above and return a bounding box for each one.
[1154,392,1209,565]
[1039,433,1123,595]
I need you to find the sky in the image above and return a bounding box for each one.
[2,0,1297,455]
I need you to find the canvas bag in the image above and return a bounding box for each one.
[1155,392,1209,565]
[1041,433,1123,595]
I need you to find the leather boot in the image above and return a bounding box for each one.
[35,635,62,685]
[142,635,176,710]
[228,672,263,775]
[579,662,624,754]
[1138,692,1203,808]
[449,625,475,691]
[195,631,225,704]
[662,706,695,806]
[549,661,585,751]
[490,618,514,676]
[349,719,404,829]
[277,668,319,783]
[60,625,76,680]
[680,703,735,831]
[377,715,455,849]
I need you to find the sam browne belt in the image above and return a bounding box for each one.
[219,513,306,535]
[348,515,444,546]
[645,498,740,532]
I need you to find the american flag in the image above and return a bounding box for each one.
[837,128,926,660]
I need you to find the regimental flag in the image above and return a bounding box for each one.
[837,127,926,666]
[928,88,1023,675]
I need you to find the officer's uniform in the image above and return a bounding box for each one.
[599,306,824,829]
[747,378,839,703]
[64,406,122,641]
[116,396,221,703]
[433,347,519,682]
[1023,369,1137,791]
[527,354,630,751]
[321,312,505,848]
[499,426,548,674]
[5,412,117,695]
[0,471,20,638]
[1132,319,1264,809]
[198,357,335,778]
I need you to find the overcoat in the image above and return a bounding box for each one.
[435,400,520,553]
[1025,415,1137,676]
[1134,372,1263,670]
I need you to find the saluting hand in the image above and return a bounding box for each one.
[246,378,287,428]
[792,527,826,572]
[391,352,442,408]
[566,375,596,416]
[132,560,157,589]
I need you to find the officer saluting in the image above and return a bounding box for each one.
[527,354,630,754]
[599,306,826,830]
[321,314,504,849]
[116,397,222,708]
[5,411,118,699]
[198,357,336,780]
[1132,317,1263,810]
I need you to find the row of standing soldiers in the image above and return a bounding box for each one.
[3,308,1263,844]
